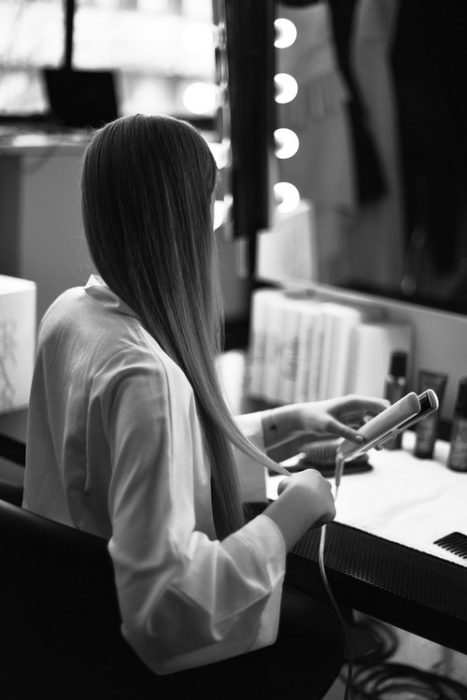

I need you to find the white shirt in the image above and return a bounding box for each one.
[23,276,286,675]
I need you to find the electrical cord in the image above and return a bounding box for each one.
[317,448,467,700]
[318,478,354,700]
[316,433,467,700]
[339,617,467,699]
[349,660,467,699]
[345,616,398,666]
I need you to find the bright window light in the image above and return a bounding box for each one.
[274,73,298,104]
[274,182,300,214]
[274,18,297,49]
[183,81,219,114]
[274,128,299,159]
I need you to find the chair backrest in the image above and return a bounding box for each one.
[0,433,25,505]
[0,498,165,698]
[0,439,219,696]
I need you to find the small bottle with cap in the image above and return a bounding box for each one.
[383,350,408,450]
[447,377,467,472]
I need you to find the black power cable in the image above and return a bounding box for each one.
[351,662,467,700]
[340,617,467,700]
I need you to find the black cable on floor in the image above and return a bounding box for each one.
[340,617,467,700]
[350,661,467,700]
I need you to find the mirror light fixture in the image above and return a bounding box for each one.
[208,139,231,169]
[274,17,297,49]
[274,127,299,159]
[274,72,298,104]
[274,181,300,214]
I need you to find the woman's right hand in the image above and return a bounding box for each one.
[278,470,336,527]
[263,470,336,551]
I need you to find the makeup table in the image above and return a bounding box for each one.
[268,431,467,656]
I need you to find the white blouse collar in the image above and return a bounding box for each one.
[84,274,139,320]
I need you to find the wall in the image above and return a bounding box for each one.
[0,144,92,324]
[0,143,250,326]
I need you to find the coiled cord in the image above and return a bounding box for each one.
[349,659,467,699]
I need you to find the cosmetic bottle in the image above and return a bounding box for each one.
[383,350,408,450]
[447,377,467,472]
[414,369,447,459]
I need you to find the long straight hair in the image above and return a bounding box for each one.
[81,114,275,538]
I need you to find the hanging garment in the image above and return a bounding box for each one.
[345,0,406,290]
[276,1,355,283]
[327,0,387,206]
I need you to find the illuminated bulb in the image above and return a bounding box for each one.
[274,128,299,159]
[183,82,219,115]
[274,73,298,104]
[274,182,300,213]
[274,18,297,49]
[208,140,231,169]
[213,200,225,230]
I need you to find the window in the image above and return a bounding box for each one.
[0,0,217,119]
[73,0,216,117]
[0,0,64,115]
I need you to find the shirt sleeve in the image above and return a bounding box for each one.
[235,411,266,450]
[233,411,270,503]
[103,364,286,675]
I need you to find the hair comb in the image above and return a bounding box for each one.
[433,532,467,559]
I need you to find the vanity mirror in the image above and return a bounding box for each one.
[219,0,467,423]
[273,0,467,316]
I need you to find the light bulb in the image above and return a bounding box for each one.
[183,82,219,115]
[274,73,298,104]
[274,18,297,49]
[274,182,300,213]
[208,140,231,169]
[213,200,225,230]
[274,128,299,159]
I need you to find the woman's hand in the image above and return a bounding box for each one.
[264,469,337,549]
[261,394,389,452]
[295,394,390,443]
[277,469,336,526]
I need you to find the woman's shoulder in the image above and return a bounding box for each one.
[39,284,192,397]
[93,327,196,427]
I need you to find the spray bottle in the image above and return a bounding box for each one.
[447,377,467,472]
[383,350,408,450]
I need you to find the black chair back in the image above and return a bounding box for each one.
[0,433,25,506]
[0,438,250,698]
[0,498,168,699]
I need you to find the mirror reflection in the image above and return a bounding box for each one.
[274,0,467,314]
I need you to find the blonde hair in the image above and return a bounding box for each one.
[81,114,276,537]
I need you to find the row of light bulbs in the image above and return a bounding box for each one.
[273,16,300,213]
[205,13,300,220]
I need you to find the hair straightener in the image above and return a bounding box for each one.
[335,389,439,486]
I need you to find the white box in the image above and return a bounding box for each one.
[346,321,413,398]
[256,199,319,283]
[0,275,36,413]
